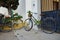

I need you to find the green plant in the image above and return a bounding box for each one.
[0,0,19,10]
[12,15,23,21]
[27,11,32,17]
[35,20,41,25]
[4,14,23,23]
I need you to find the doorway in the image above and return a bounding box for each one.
[53,1,59,10]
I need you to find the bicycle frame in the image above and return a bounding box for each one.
[31,16,38,24]
[27,11,41,25]
[29,15,40,26]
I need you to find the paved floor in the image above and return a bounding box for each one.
[0,29,60,40]
[0,31,17,40]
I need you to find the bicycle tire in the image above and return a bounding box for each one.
[41,17,56,34]
[24,19,33,31]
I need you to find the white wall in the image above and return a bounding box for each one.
[32,0,41,20]
[37,0,41,20]
[16,0,26,20]
[25,0,32,19]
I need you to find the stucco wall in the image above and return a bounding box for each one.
[16,0,26,20]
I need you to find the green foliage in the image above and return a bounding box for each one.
[13,13,18,16]
[27,11,32,17]
[0,0,19,10]
[3,13,23,23]
[12,15,23,21]
[35,20,41,25]
[27,11,32,14]
[3,17,12,23]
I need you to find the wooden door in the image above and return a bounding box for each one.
[53,1,59,10]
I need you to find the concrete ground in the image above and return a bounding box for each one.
[0,28,60,40]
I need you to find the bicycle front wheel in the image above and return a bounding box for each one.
[24,19,33,31]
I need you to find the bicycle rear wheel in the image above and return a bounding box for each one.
[24,19,33,31]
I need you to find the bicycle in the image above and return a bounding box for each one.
[24,11,41,31]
